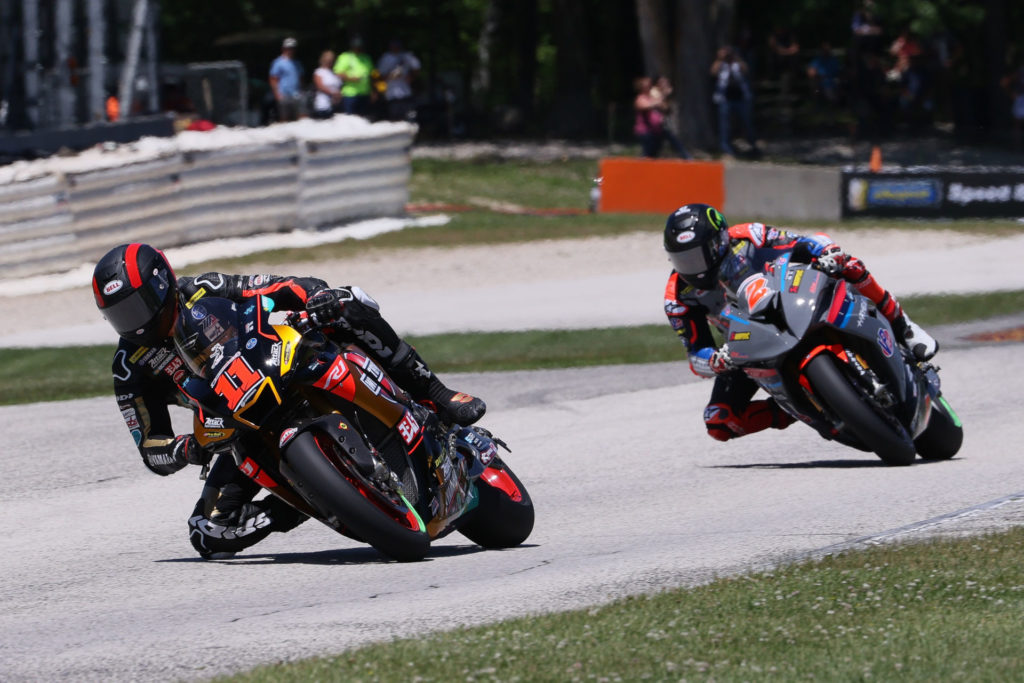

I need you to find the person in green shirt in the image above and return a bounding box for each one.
[333,35,375,117]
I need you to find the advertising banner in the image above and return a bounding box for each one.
[842,170,1024,218]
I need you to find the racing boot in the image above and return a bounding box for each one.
[389,341,486,425]
[892,313,939,361]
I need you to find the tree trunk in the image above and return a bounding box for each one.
[675,0,716,149]
[549,0,595,138]
[635,0,673,80]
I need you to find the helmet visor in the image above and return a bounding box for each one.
[668,247,713,277]
[102,276,171,337]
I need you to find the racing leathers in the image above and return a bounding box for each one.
[112,271,484,558]
[664,221,929,442]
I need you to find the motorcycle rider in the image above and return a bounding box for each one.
[663,203,938,442]
[92,243,486,558]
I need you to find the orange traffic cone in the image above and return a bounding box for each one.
[869,145,882,172]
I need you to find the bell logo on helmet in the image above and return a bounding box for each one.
[103,280,123,296]
[676,231,696,244]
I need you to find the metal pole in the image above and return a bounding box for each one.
[21,0,39,128]
[144,0,159,113]
[87,0,105,122]
[118,0,148,119]
[55,0,74,126]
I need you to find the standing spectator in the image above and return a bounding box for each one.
[333,35,374,117]
[807,41,842,103]
[269,37,304,122]
[768,25,801,95]
[633,76,665,158]
[650,76,691,159]
[377,39,421,122]
[1002,63,1024,149]
[711,46,760,157]
[311,50,342,119]
[851,0,884,58]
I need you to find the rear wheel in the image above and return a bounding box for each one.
[805,354,916,466]
[459,458,534,549]
[915,395,963,460]
[283,429,430,561]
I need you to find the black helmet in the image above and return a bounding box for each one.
[92,243,178,345]
[664,203,730,290]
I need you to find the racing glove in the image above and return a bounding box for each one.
[143,434,210,474]
[691,346,735,377]
[305,289,346,327]
[813,243,847,276]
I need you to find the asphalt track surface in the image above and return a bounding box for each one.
[2,330,1023,680]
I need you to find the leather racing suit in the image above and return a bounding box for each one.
[112,271,452,558]
[664,222,911,442]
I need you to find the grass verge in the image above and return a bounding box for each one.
[2,289,1023,407]
[221,528,1024,682]
[183,157,1022,273]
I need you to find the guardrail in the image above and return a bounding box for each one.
[0,116,415,278]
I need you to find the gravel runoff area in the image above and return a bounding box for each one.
[1,225,1024,349]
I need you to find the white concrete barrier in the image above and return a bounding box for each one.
[0,116,415,278]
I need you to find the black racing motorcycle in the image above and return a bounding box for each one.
[173,295,534,561]
[720,253,963,466]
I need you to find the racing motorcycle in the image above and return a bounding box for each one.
[172,295,534,561]
[720,253,963,466]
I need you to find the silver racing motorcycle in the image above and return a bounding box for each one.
[720,253,963,466]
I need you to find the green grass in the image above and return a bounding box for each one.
[182,157,1023,273]
[221,528,1024,682]
[4,288,1024,407]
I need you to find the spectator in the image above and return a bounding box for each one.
[851,0,884,58]
[710,46,760,157]
[311,50,342,119]
[633,76,688,159]
[768,25,801,95]
[333,35,374,117]
[650,76,691,159]
[1002,63,1024,149]
[377,39,421,122]
[269,37,304,122]
[807,41,842,103]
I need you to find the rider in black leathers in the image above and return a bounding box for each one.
[93,243,485,558]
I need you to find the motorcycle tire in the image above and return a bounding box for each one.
[805,354,916,466]
[914,395,963,461]
[283,429,430,562]
[458,458,535,549]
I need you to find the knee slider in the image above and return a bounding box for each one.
[704,403,738,441]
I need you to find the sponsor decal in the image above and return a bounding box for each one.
[729,331,751,341]
[244,305,255,316]
[278,427,298,448]
[313,356,351,393]
[116,393,134,402]
[113,349,132,382]
[675,231,696,244]
[173,368,186,384]
[209,343,225,368]
[245,338,257,350]
[190,304,207,320]
[185,287,207,310]
[947,182,1019,206]
[103,280,123,296]
[205,417,225,428]
[789,269,804,293]
[878,328,895,357]
[131,429,143,445]
[244,321,254,333]
[857,300,869,327]
[397,411,419,445]
[248,274,272,288]
[193,274,224,291]
[337,421,348,430]
[269,342,282,366]
[162,356,183,377]
[129,346,148,363]
[204,431,226,439]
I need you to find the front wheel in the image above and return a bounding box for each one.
[804,354,916,466]
[283,429,430,561]
[915,395,964,460]
[459,458,534,549]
